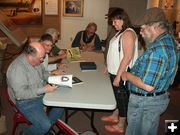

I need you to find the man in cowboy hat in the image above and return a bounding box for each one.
[122,7,179,135]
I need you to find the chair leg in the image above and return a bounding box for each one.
[12,124,17,135]
[12,117,17,135]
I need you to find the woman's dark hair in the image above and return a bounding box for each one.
[134,27,147,51]
[109,8,133,33]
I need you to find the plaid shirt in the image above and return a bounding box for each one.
[128,32,179,94]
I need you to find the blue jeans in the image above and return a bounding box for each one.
[125,92,170,135]
[16,96,64,135]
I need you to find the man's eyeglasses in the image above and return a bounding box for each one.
[39,55,46,63]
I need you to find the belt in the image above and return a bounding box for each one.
[131,91,166,97]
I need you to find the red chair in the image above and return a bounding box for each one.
[4,86,31,135]
[51,119,96,135]
[49,119,79,135]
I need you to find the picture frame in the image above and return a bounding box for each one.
[63,0,84,17]
[0,0,42,25]
[45,0,58,15]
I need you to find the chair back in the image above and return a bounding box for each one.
[4,86,31,124]
[4,86,21,113]
[4,86,31,135]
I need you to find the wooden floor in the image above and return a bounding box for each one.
[0,84,180,135]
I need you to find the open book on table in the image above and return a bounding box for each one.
[48,75,83,87]
[48,75,73,87]
[66,47,84,62]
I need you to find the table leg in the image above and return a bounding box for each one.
[90,111,99,135]
[65,109,99,134]
[65,109,68,123]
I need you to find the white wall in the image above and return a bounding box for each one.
[58,0,109,49]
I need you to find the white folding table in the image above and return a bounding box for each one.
[43,51,116,133]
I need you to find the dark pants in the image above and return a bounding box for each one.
[109,74,129,117]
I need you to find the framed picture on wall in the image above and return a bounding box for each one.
[63,0,84,17]
[45,0,58,15]
[0,0,42,25]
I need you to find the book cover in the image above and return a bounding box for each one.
[72,77,83,85]
[66,47,82,62]
[80,62,97,70]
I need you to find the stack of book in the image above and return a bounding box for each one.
[80,62,97,71]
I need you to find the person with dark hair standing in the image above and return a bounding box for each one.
[103,7,118,63]
[71,22,102,51]
[122,7,179,135]
[6,42,64,135]
[101,8,138,133]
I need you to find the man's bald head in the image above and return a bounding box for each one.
[24,42,46,66]
[24,42,45,55]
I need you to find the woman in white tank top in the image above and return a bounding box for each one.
[101,8,138,133]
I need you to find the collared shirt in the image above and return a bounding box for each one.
[71,31,102,50]
[128,32,179,94]
[42,54,57,72]
[6,53,50,102]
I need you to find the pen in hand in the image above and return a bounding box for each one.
[45,84,58,93]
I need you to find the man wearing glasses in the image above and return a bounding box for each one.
[6,42,64,135]
[122,7,179,135]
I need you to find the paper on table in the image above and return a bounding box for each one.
[47,64,57,71]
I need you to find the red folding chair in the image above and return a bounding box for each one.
[4,86,31,135]
[48,119,79,135]
[49,119,96,135]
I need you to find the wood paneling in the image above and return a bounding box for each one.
[18,0,61,37]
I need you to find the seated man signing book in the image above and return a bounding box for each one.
[39,34,67,75]
[71,22,102,51]
[6,42,64,135]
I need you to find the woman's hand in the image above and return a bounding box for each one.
[57,63,68,68]
[50,69,65,75]
[121,71,128,81]
[113,76,121,87]
[103,67,108,74]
